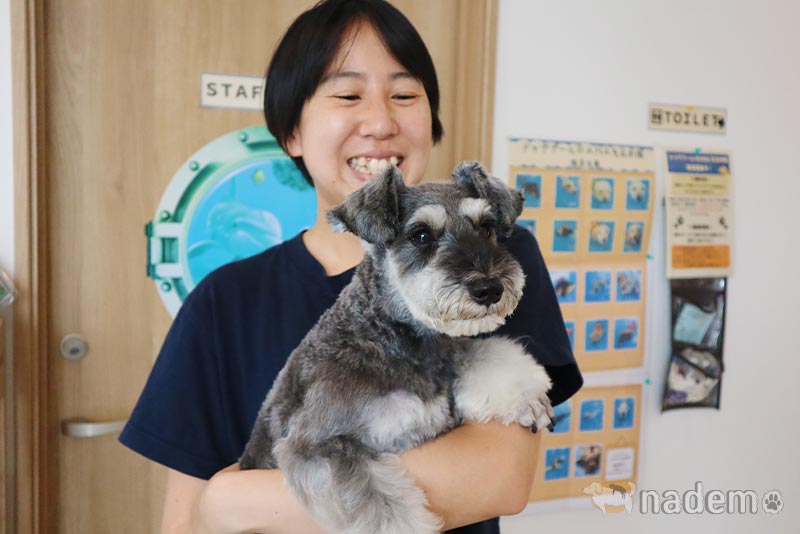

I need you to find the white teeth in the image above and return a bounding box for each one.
[348,157,402,174]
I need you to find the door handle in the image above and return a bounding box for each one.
[61,417,127,438]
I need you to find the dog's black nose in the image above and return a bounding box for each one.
[468,279,504,306]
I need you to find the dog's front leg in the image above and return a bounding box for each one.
[453,336,553,431]
[274,431,443,534]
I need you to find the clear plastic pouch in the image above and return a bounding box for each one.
[663,278,726,410]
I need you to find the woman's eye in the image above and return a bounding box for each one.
[411,227,436,246]
[336,95,360,101]
[393,94,417,101]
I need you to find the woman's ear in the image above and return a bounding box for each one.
[285,131,302,157]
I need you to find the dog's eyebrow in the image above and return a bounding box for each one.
[407,204,447,232]
[458,198,491,223]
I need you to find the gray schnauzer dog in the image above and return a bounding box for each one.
[239,161,554,534]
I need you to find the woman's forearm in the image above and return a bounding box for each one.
[193,420,539,534]
[191,468,323,534]
[401,420,540,529]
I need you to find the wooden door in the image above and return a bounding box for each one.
[11,0,497,532]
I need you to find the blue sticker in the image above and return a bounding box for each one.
[516,174,542,208]
[574,444,603,477]
[551,270,577,304]
[616,270,642,301]
[579,399,604,431]
[553,220,577,252]
[585,270,611,303]
[623,222,645,253]
[614,318,639,350]
[613,397,635,429]
[555,175,580,208]
[589,221,615,252]
[626,179,650,210]
[591,177,614,209]
[545,447,571,480]
[585,319,609,351]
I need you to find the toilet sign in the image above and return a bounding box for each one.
[648,103,727,135]
[201,73,264,111]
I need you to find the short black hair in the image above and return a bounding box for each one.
[263,0,444,186]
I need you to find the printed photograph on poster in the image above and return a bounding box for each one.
[551,270,578,303]
[575,444,603,477]
[544,448,571,481]
[664,148,733,279]
[613,398,635,429]
[551,400,572,434]
[556,175,581,208]
[579,399,604,431]
[614,318,639,350]
[516,172,542,208]
[553,220,578,252]
[585,270,611,303]
[585,319,609,352]
[616,269,642,301]
[591,177,615,209]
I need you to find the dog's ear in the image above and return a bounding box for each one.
[327,166,405,245]
[452,161,522,238]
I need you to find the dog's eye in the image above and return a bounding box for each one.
[410,227,436,246]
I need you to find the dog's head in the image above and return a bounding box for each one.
[328,161,525,337]
[591,222,611,244]
[628,180,646,201]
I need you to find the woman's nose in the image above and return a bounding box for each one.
[359,99,398,139]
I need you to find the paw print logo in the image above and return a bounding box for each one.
[762,490,783,514]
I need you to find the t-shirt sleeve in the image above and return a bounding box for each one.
[495,225,583,406]
[119,280,232,480]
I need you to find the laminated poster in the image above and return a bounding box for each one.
[508,138,656,372]
[664,149,733,279]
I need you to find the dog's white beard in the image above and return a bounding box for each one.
[387,257,524,337]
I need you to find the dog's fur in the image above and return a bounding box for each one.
[592,179,612,203]
[628,179,647,202]
[239,162,553,534]
[591,222,611,245]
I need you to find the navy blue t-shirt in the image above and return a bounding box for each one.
[120,225,582,533]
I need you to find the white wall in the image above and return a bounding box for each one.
[0,0,13,277]
[493,1,799,532]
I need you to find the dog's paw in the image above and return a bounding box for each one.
[455,337,553,431]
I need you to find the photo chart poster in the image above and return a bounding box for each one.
[664,149,733,279]
[530,383,642,503]
[508,138,656,372]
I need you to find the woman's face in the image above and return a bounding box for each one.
[286,22,434,211]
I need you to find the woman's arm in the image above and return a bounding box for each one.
[169,420,540,534]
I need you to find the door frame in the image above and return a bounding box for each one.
[8,1,497,532]
[10,0,53,532]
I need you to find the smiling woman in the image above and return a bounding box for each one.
[117,1,581,534]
